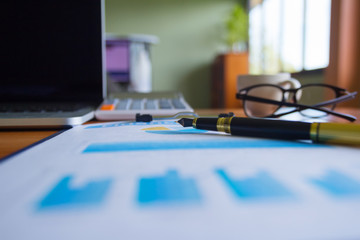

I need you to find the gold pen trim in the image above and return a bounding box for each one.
[225,117,233,134]
[217,117,233,134]
[310,122,320,143]
[217,117,226,132]
[192,118,198,128]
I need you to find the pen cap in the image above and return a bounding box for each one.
[311,122,360,145]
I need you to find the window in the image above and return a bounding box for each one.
[249,0,331,74]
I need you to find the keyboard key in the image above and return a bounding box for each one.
[100,99,118,111]
[130,99,143,110]
[100,104,115,111]
[172,98,186,109]
[159,99,172,109]
[145,99,157,109]
[116,99,130,110]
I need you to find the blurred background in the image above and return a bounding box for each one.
[104,0,360,109]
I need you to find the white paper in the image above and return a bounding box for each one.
[1,120,360,240]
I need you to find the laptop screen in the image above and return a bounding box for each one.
[0,0,105,103]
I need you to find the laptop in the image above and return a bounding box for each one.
[1,0,194,127]
[0,0,106,128]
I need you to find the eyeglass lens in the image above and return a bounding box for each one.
[297,85,337,118]
[244,86,283,117]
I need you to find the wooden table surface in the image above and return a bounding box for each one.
[0,108,359,160]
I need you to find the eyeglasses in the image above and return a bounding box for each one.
[236,83,357,122]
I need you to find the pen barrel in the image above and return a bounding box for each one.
[194,118,219,131]
[310,122,360,145]
[229,117,311,140]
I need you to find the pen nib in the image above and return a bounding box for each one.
[177,118,193,127]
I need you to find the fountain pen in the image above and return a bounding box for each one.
[177,117,360,145]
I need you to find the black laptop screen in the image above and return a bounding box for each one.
[0,0,104,103]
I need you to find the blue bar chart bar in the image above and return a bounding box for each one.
[38,176,112,210]
[83,139,320,153]
[216,169,294,200]
[310,170,360,197]
[137,170,202,205]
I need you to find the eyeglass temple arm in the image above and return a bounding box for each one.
[273,91,357,120]
[311,91,357,108]
[238,94,357,122]
[270,107,356,122]
[277,91,357,120]
[237,91,357,108]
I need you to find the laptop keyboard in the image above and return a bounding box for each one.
[0,103,88,113]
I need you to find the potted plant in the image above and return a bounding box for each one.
[211,1,250,108]
[225,1,249,52]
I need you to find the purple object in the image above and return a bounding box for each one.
[106,40,130,83]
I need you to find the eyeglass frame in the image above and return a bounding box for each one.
[236,83,357,122]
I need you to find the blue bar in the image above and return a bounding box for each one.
[310,170,360,197]
[83,139,321,153]
[216,169,294,200]
[38,176,112,210]
[137,170,202,205]
[85,121,179,129]
[144,128,207,134]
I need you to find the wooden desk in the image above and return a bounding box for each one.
[1,108,359,159]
